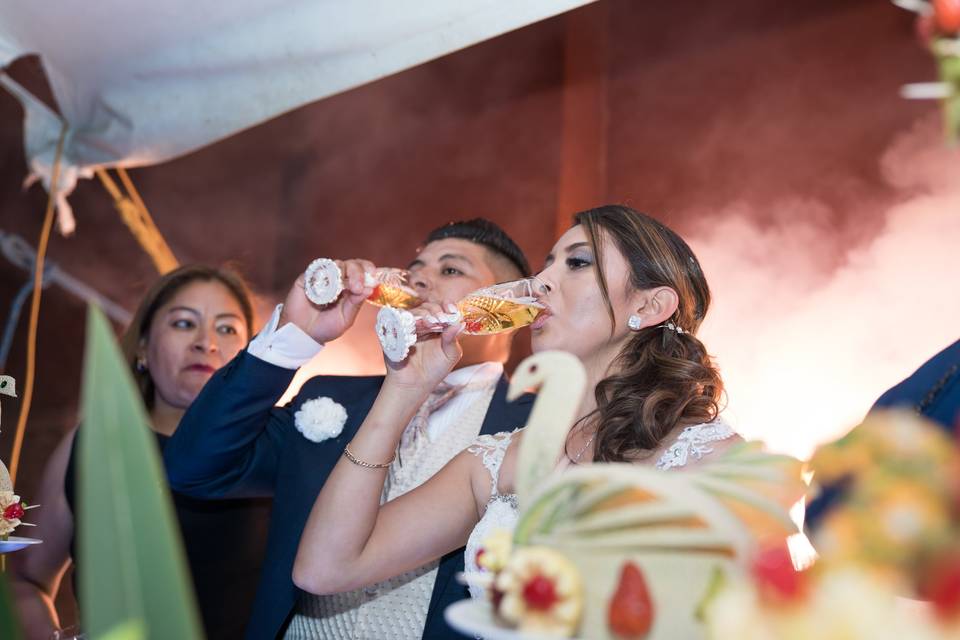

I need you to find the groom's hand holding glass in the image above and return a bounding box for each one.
[279,259,377,344]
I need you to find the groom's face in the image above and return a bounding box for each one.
[407,238,501,306]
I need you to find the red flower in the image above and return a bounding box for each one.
[934,0,960,35]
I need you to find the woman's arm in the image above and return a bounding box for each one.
[9,430,78,639]
[293,436,486,595]
[293,318,487,594]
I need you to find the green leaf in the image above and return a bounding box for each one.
[0,572,23,640]
[100,619,147,640]
[78,305,204,640]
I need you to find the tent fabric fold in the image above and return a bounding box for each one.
[0,0,594,232]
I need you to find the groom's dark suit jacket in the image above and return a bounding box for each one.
[164,351,534,640]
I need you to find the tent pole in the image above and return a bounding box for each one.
[8,123,67,485]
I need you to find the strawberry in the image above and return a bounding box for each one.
[750,542,807,604]
[3,502,24,520]
[934,0,960,35]
[608,562,654,639]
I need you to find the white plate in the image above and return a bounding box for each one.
[445,599,582,640]
[0,536,43,553]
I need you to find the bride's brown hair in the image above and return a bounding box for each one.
[571,205,723,463]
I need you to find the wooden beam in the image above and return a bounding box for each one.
[556,1,609,237]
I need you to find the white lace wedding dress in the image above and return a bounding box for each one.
[462,419,736,601]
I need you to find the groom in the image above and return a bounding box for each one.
[164,219,535,640]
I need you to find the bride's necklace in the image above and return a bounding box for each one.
[571,432,596,464]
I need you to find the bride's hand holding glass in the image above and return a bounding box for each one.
[382,302,464,394]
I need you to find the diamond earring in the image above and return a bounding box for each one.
[627,314,642,331]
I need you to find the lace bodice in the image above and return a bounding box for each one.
[463,419,736,601]
[464,430,520,601]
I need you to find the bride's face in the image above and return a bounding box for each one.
[530,225,638,362]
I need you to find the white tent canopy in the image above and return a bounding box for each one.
[0,0,593,233]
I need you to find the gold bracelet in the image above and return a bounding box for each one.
[343,444,395,469]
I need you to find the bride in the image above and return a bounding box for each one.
[293,205,738,597]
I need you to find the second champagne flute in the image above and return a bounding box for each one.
[302,258,421,310]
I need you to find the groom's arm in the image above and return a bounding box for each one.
[164,305,322,498]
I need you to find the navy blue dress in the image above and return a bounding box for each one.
[65,430,271,640]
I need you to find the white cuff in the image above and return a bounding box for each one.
[247,305,323,369]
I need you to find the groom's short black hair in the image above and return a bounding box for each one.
[423,218,530,278]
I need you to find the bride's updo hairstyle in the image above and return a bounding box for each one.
[574,205,723,463]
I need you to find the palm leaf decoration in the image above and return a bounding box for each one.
[78,305,203,639]
[0,573,22,640]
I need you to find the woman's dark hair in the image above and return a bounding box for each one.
[572,205,723,463]
[119,264,255,409]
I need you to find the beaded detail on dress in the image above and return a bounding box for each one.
[653,419,735,471]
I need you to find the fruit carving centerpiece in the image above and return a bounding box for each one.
[898,0,960,139]
[0,375,38,548]
[703,410,960,639]
[458,352,804,639]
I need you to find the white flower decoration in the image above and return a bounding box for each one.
[294,397,348,443]
[376,306,418,362]
[303,258,344,305]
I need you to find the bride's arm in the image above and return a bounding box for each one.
[294,438,487,594]
[293,318,488,594]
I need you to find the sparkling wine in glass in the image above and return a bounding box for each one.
[364,268,421,310]
[375,277,547,361]
[455,278,547,335]
[303,258,421,309]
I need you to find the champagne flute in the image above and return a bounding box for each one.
[303,258,421,310]
[376,277,547,361]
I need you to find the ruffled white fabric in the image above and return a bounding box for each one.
[376,306,418,362]
[294,397,348,443]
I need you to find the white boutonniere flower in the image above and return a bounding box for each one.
[294,397,348,443]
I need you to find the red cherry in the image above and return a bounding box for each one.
[522,574,559,611]
[934,0,960,35]
[3,503,24,520]
[750,542,807,604]
[608,562,654,639]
